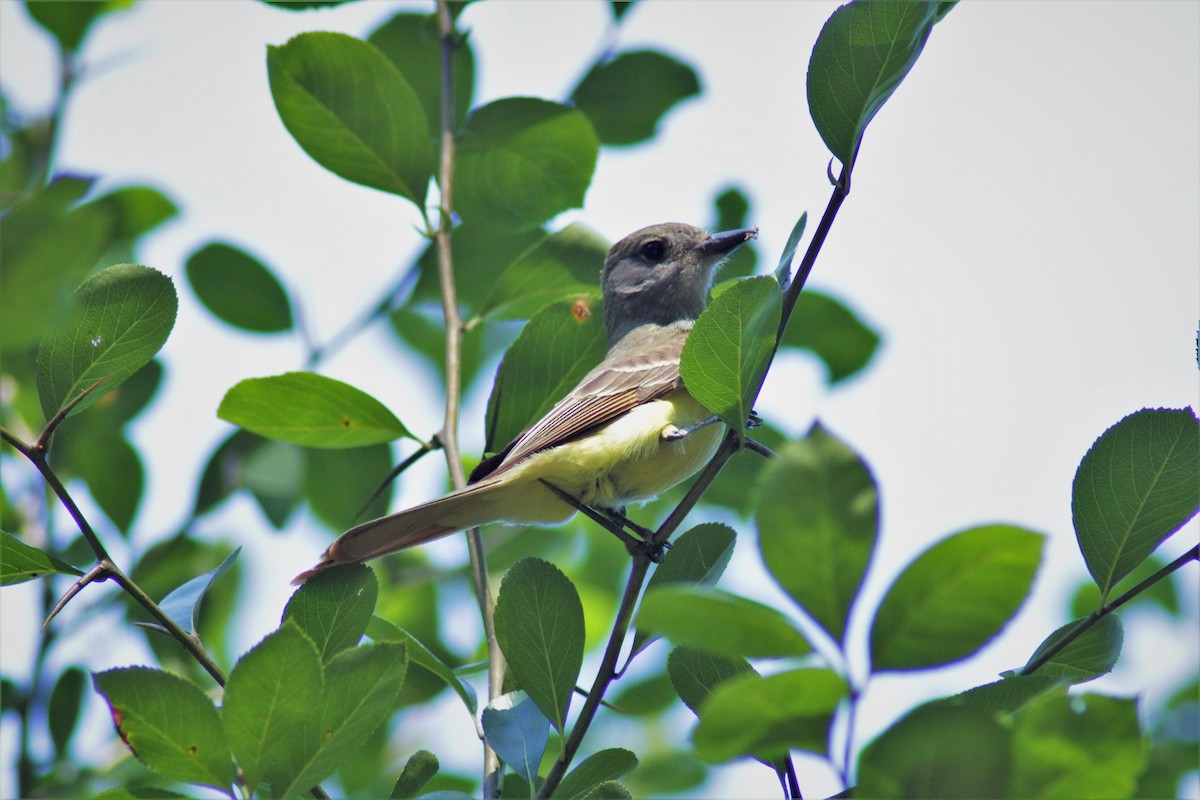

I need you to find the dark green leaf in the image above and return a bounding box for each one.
[756,424,877,644]
[680,276,781,433]
[571,50,700,146]
[260,0,355,8]
[158,547,241,636]
[609,669,677,716]
[478,222,608,322]
[456,98,598,228]
[93,185,178,243]
[870,525,1044,671]
[1072,407,1199,601]
[781,290,880,384]
[410,221,546,313]
[71,431,143,532]
[609,0,636,21]
[243,438,305,528]
[93,666,234,792]
[1021,614,1123,683]
[283,563,378,662]
[952,674,1065,716]
[367,616,478,716]
[481,691,550,787]
[692,668,846,760]
[218,371,411,448]
[579,781,632,799]
[1070,553,1180,618]
[807,0,946,169]
[267,32,433,201]
[0,531,83,584]
[24,0,131,53]
[48,666,86,757]
[623,750,707,797]
[493,557,585,732]
[483,296,606,453]
[392,749,439,798]
[667,647,756,717]
[638,586,810,659]
[775,212,808,286]
[304,443,393,531]
[857,701,1010,798]
[223,623,324,793]
[36,264,177,421]
[557,748,639,800]
[710,187,758,279]
[704,421,787,516]
[185,243,294,333]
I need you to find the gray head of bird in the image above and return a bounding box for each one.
[600,222,758,344]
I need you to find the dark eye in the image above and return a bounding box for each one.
[640,239,666,262]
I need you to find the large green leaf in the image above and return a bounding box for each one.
[455,98,598,228]
[367,616,478,716]
[1072,407,1199,601]
[218,372,411,448]
[1020,614,1123,683]
[48,666,86,757]
[781,290,880,384]
[410,221,547,314]
[667,647,756,717]
[556,748,639,800]
[185,243,293,333]
[92,185,179,244]
[478,222,608,322]
[637,585,810,659]
[93,667,234,794]
[303,443,393,531]
[571,50,701,146]
[36,264,177,421]
[756,424,877,644]
[267,32,433,202]
[807,0,950,170]
[680,276,781,433]
[68,430,144,532]
[869,525,1043,671]
[493,557,585,732]
[283,564,378,662]
[1,531,83,584]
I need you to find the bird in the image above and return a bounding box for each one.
[295,222,757,583]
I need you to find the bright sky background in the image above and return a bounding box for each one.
[2,1,1198,797]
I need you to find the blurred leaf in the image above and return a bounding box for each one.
[483,296,606,453]
[0,531,83,584]
[481,691,550,787]
[367,616,478,716]
[456,98,598,228]
[304,443,393,530]
[704,421,787,516]
[807,0,947,170]
[267,32,433,201]
[260,0,355,8]
[775,212,808,286]
[667,647,756,717]
[1072,407,1199,601]
[93,666,234,793]
[158,547,241,637]
[609,0,636,21]
[571,50,700,146]
[36,264,176,421]
[781,290,880,384]
[952,674,1065,716]
[756,424,877,644]
[1010,692,1147,799]
[857,701,1010,798]
[609,668,676,716]
[692,668,846,761]
[48,666,86,757]
[70,431,143,533]
[623,749,706,797]
[681,276,781,433]
[391,749,439,798]
[479,222,608,322]
[242,438,305,527]
[185,243,294,333]
[283,563,378,662]
[218,371,411,448]
[870,525,1044,671]
[367,12,474,138]
[93,185,178,243]
[410,221,546,313]
[493,557,585,732]
[222,623,323,794]
[710,187,758,279]
[24,0,132,53]
[557,748,638,799]
[1021,614,1123,683]
[630,523,736,658]
[1070,552,1179,618]
[638,586,810,659]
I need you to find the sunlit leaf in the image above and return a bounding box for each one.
[283,563,378,662]
[479,222,608,322]
[556,748,639,799]
[638,585,810,659]
[367,616,478,716]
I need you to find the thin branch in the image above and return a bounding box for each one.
[37,376,108,450]
[352,437,441,523]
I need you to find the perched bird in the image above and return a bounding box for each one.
[295,222,756,582]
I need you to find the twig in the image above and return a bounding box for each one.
[352,437,441,523]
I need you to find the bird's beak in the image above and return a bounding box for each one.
[700,227,759,257]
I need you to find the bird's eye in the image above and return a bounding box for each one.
[640,240,666,262]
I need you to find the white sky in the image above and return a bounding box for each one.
[2,1,1198,797]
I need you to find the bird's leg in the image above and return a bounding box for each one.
[538,480,669,563]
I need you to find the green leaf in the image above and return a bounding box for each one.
[267,32,433,201]
[456,98,598,228]
[185,243,294,333]
[367,616,478,716]
[92,185,178,244]
[391,749,439,798]
[1070,553,1180,618]
[704,421,788,516]
[692,668,846,761]
[667,647,756,717]
[493,557,585,732]
[710,187,759,279]
[304,443,393,531]
[556,748,639,800]
[775,212,808,286]
[1010,692,1147,799]
[218,371,411,448]
[756,424,877,644]
[0,531,83,584]
[680,276,781,433]
[36,264,177,421]
[93,666,234,793]
[222,623,323,794]
[571,50,701,146]
[807,0,947,170]
[1021,614,1123,683]
[857,701,1010,798]
[283,563,378,662]
[479,222,608,322]
[630,523,736,658]
[48,666,86,757]
[870,525,1044,671]
[69,431,144,533]
[483,296,607,453]
[481,691,550,788]
[781,290,880,384]
[410,222,547,314]
[158,547,241,636]
[24,0,131,53]
[1072,407,1200,601]
[953,674,1065,716]
[243,439,305,528]
[637,586,810,659]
